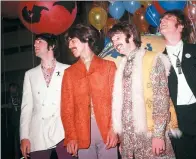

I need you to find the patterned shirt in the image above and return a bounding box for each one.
[41,59,56,87]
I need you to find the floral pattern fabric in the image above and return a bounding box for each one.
[41,59,56,87]
[121,55,175,159]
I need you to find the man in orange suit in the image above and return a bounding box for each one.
[61,24,118,159]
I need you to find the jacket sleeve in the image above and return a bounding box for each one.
[20,71,33,140]
[61,70,77,145]
[151,57,170,139]
[108,62,117,129]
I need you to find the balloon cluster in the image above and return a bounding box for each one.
[89,0,196,40]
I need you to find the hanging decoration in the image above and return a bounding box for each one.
[133,7,149,34]
[89,7,108,31]
[139,1,152,8]
[123,1,141,14]
[108,1,125,20]
[184,1,196,43]
[103,18,117,34]
[158,1,187,11]
[145,5,161,27]
[153,1,166,15]
[18,1,77,35]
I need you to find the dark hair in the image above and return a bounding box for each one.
[65,24,99,54]
[35,33,59,57]
[161,10,191,42]
[107,21,142,47]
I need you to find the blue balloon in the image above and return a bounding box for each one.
[145,5,161,27]
[159,1,187,11]
[109,1,125,20]
[123,1,141,14]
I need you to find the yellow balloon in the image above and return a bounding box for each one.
[139,1,152,7]
[89,7,108,31]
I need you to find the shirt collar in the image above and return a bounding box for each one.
[166,40,183,56]
[41,58,56,69]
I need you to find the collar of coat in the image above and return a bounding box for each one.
[74,55,104,73]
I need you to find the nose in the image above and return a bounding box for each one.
[68,41,73,49]
[160,17,167,24]
[111,39,117,46]
[34,41,38,47]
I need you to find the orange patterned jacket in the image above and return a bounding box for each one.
[61,55,116,149]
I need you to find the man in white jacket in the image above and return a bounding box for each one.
[20,33,73,159]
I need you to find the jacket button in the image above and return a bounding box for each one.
[42,104,44,106]
[42,118,44,120]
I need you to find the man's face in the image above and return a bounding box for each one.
[111,32,130,55]
[160,14,183,36]
[34,38,49,58]
[68,37,85,58]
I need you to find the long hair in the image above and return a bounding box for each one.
[65,24,99,54]
[161,10,191,42]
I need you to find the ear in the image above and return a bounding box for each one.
[178,24,184,32]
[49,45,55,51]
[128,34,134,43]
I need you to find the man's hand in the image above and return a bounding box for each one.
[152,138,165,156]
[20,139,31,159]
[67,140,78,157]
[105,129,118,149]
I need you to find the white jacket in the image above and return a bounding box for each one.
[20,62,69,152]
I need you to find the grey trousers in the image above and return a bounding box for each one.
[78,118,118,159]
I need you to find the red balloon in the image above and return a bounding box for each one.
[18,1,77,35]
[2,1,20,18]
[153,1,166,15]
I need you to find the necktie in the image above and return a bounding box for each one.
[173,51,182,74]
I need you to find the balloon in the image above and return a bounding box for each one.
[108,2,125,20]
[92,1,108,10]
[153,1,166,15]
[106,18,116,29]
[184,2,196,20]
[18,1,77,35]
[103,18,117,34]
[140,1,152,8]
[159,1,187,11]
[145,5,161,27]
[89,7,108,31]
[133,7,149,34]
[123,1,141,14]
[184,1,196,43]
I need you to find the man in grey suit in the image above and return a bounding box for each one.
[20,33,74,159]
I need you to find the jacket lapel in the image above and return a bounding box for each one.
[163,48,178,105]
[37,65,48,89]
[49,62,62,89]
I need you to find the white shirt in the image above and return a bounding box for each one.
[166,40,196,105]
